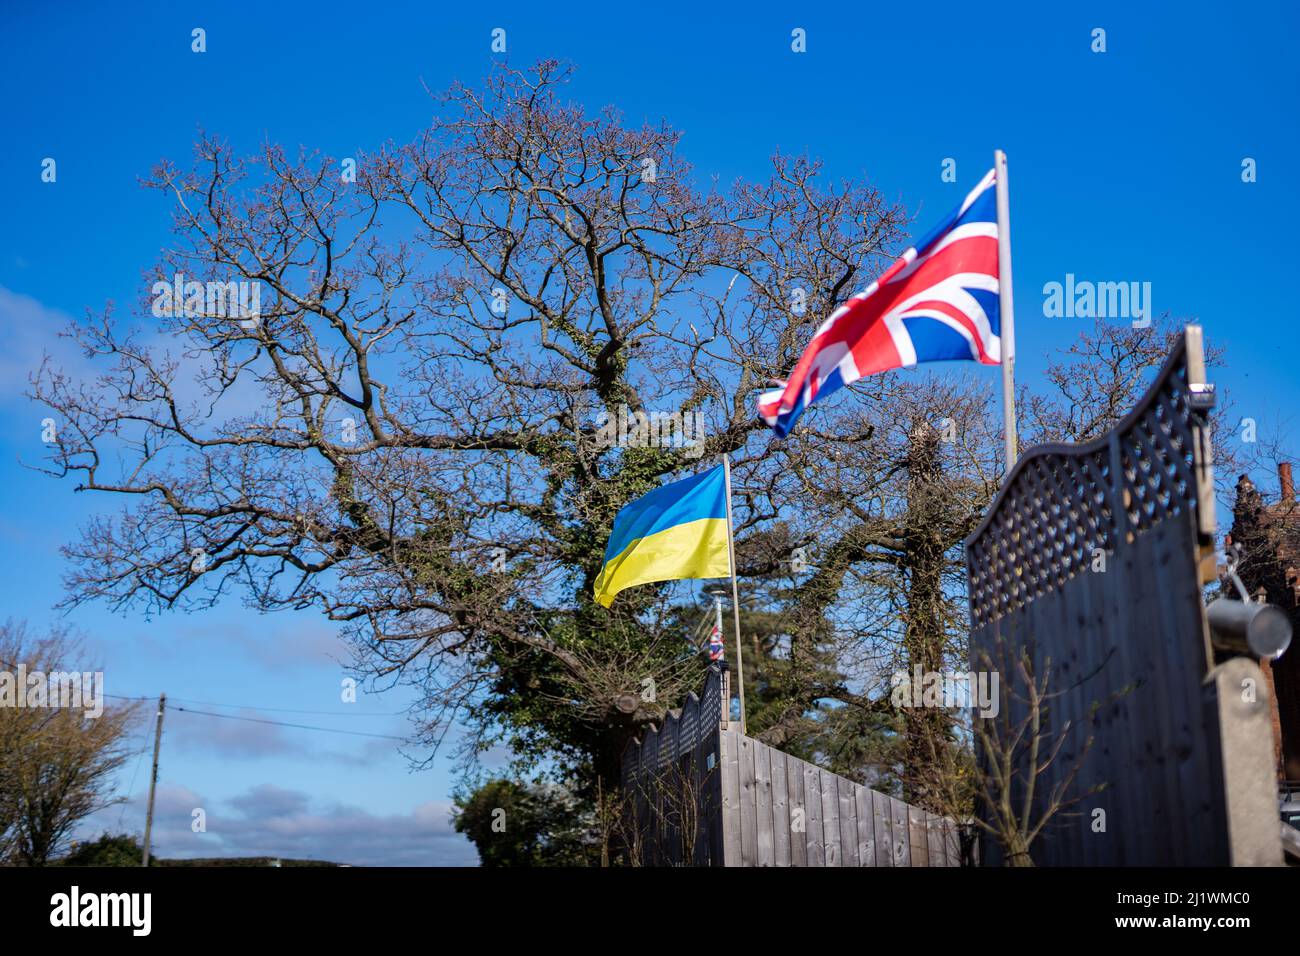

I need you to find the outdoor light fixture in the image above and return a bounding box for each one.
[1208,546,1293,660]
[1207,598,1293,659]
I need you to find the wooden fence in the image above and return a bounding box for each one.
[714,729,963,867]
[966,325,1283,865]
[618,667,726,866]
[620,666,965,866]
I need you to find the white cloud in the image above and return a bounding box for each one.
[0,283,278,423]
[78,781,477,867]
[0,285,87,404]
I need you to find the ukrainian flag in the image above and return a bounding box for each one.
[593,465,731,608]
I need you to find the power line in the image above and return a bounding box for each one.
[116,739,149,831]
[1,655,404,720]
[103,691,402,718]
[170,696,404,717]
[3,683,408,741]
[170,705,408,741]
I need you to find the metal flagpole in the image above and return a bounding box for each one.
[995,149,1018,475]
[712,593,725,657]
[721,454,747,735]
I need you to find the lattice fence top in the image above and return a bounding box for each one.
[966,326,1216,629]
[621,666,724,780]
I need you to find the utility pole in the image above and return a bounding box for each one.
[141,692,166,867]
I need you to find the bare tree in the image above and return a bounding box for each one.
[732,373,1002,804]
[921,642,1110,866]
[32,61,924,791]
[0,622,140,866]
[1021,312,1240,488]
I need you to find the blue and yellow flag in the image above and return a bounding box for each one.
[593,465,731,608]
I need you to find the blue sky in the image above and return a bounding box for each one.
[1,0,1297,865]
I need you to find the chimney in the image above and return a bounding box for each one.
[1281,462,1295,503]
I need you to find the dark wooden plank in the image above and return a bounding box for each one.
[1144,522,1188,863]
[641,728,658,866]
[705,729,725,866]
[688,740,703,867]
[667,717,682,867]
[627,751,640,867]
[1012,563,1065,865]
[1077,549,1110,868]
[1152,516,1221,864]
[1095,518,1140,866]
[1022,585,1048,864]
[1042,560,1081,867]
[1123,524,1178,864]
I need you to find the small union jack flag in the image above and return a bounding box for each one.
[759,169,1002,437]
[707,624,724,662]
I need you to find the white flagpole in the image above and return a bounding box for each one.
[995,149,1018,475]
[721,454,747,736]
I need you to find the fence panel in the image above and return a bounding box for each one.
[966,327,1281,866]
[623,666,966,867]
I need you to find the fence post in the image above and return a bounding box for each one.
[1206,658,1285,865]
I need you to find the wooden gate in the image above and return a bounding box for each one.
[966,326,1282,865]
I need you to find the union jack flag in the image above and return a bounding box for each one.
[707,624,724,661]
[759,169,1002,437]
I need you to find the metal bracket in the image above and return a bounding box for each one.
[1223,543,1253,603]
